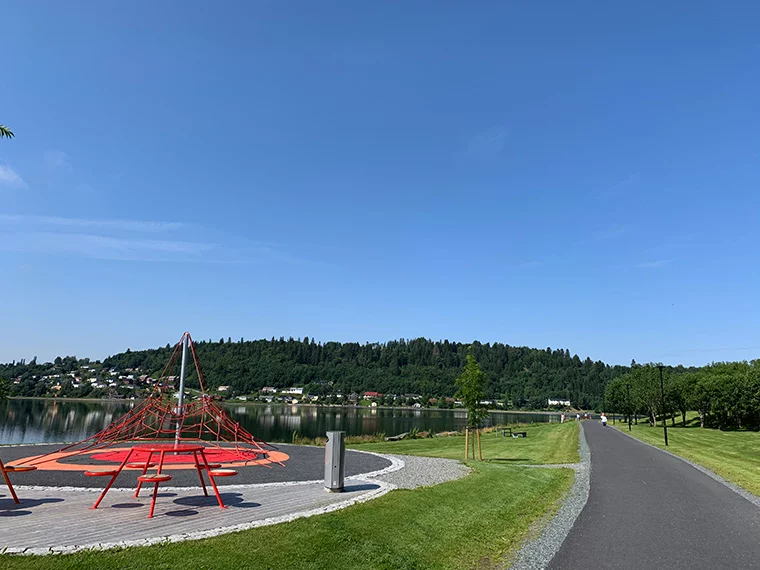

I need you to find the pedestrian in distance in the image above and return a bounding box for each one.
[576,413,580,421]
[601,413,608,427]
[561,413,566,423]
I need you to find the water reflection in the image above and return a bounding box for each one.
[0,399,559,444]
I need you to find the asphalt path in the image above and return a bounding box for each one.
[0,443,390,487]
[549,421,760,569]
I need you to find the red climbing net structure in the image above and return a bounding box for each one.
[28,332,282,468]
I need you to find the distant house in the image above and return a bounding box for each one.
[363,391,381,399]
[548,398,571,407]
[283,387,303,395]
[261,387,277,394]
[218,385,230,392]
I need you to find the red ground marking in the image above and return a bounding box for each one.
[10,448,290,471]
[91,448,261,464]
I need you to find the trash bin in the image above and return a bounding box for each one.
[324,430,345,492]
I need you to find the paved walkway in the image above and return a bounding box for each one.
[549,422,760,569]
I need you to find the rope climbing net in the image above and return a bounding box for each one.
[27,332,282,468]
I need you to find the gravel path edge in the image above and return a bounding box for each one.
[508,423,591,570]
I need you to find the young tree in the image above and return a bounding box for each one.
[0,125,13,139]
[456,350,489,460]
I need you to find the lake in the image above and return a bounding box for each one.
[0,398,561,445]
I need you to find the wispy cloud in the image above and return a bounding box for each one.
[513,260,543,269]
[457,126,507,162]
[653,346,760,360]
[0,165,27,189]
[0,214,327,266]
[44,150,71,170]
[597,174,638,199]
[0,231,214,262]
[592,226,628,241]
[636,260,668,269]
[0,214,183,232]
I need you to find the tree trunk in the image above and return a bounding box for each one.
[699,410,705,428]
[682,411,687,427]
[477,428,483,461]
[464,427,469,460]
[671,414,676,427]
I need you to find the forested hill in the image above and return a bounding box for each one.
[96,337,628,409]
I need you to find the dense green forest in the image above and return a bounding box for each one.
[606,360,760,430]
[1,337,633,409]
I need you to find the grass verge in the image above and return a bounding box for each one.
[349,421,580,464]
[0,463,573,570]
[615,415,760,496]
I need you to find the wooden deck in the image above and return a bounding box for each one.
[1,480,388,554]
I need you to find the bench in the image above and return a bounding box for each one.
[501,427,527,438]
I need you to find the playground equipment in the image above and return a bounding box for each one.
[23,332,282,469]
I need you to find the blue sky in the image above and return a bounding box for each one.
[1,1,759,366]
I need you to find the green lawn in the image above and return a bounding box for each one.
[350,421,580,465]
[615,415,760,496]
[0,463,573,570]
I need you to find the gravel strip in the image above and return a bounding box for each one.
[615,428,760,509]
[370,454,471,489]
[509,423,591,570]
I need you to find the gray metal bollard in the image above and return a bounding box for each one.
[324,430,346,492]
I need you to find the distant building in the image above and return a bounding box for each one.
[363,391,381,399]
[261,387,277,394]
[283,387,303,395]
[548,398,571,407]
[218,385,230,392]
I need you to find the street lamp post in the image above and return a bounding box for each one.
[626,380,632,432]
[658,365,668,446]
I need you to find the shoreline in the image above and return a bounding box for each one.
[7,396,570,414]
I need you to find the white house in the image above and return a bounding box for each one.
[218,385,230,392]
[548,398,571,406]
[283,387,303,395]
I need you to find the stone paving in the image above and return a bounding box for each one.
[0,478,391,554]
[1,445,472,556]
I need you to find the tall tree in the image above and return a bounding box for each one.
[456,350,489,460]
[0,124,14,139]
